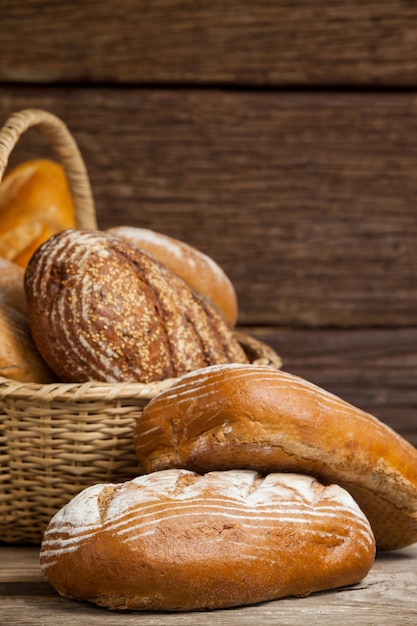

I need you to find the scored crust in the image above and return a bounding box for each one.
[134,363,417,550]
[40,469,375,611]
[24,229,247,383]
[107,226,238,328]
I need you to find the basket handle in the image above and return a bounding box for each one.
[0,108,97,229]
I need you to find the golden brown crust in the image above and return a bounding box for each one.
[0,302,56,383]
[40,469,375,611]
[107,226,238,327]
[0,159,76,268]
[134,363,417,550]
[24,229,247,383]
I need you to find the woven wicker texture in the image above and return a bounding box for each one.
[0,109,282,544]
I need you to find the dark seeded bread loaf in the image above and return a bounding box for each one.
[24,229,248,383]
[107,225,238,327]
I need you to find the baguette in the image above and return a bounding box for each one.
[134,363,417,550]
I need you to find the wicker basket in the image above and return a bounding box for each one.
[0,109,283,544]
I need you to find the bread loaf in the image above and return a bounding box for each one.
[0,257,27,315]
[134,363,417,550]
[40,469,375,611]
[0,159,76,268]
[24,229,248,383]
[107,225,238,327]
[0,302,56,383]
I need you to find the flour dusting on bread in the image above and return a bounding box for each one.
[40,469,375,610]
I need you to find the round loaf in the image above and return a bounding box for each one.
[40,469,375,611]
[24,229,248,383]
[134,363,417,551]
[107,225,238,327]
[0,302,56,383]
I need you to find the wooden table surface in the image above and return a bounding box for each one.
[1,544,417,625]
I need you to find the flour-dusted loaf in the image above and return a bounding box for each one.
[40,469,375,611]
[24,229,248,383]
[0,302,56,382]
[107,225,238,327]
[134,363,417,550]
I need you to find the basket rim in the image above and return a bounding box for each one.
[0,375,178,402]
[0,332,282,402]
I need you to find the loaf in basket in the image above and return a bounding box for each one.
[0,108,283,544]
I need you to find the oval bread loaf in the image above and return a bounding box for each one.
[40,469,375,611]
[107,225,238,327]
[24,229,248,383]
[134,363,417,550]
[0,302,56,383]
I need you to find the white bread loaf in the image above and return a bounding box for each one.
[134,363,417,551]
[107,226,238,327]
[24,229,248,383]
[40,469,375,611]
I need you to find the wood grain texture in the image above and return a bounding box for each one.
[1,546,417,624]
[1,1,417,86]
[1,87,417,327]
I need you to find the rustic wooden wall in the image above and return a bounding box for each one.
[0,1,416,444]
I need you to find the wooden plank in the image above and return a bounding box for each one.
[1,545,417,624]
[1,87,417,327]
[247,326,417,446]
[1,1,417,86]
[0,547,44,583]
